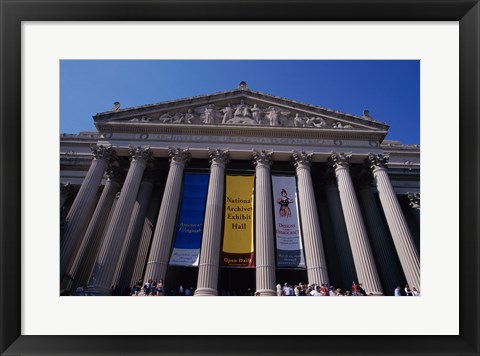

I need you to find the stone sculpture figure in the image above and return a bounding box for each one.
[264,106,288,126]
[183,109,195,124]
[159,113,173,123]
[251,104,262,124]
[222,104,234,123]
[361,109,374,121]
[333,121,353,129]
[203,105,215,124]
[294,113,305,127]
[234,100,251,118]
[305,117,327,128]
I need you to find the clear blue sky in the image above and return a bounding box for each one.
[60,60,420,144]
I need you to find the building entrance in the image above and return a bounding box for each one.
[275,269,308,289]
[219,268,255,296]
[164,266,199,295]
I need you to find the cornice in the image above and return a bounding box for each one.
[96,121,388,142]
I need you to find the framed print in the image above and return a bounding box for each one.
[1,0,479,355]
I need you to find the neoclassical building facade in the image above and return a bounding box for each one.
[60,83,420,296]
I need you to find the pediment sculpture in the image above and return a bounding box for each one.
[125,101,357,130]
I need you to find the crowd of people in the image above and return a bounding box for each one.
[130,279,195,296]
[275,282,420,296]
[69,280,419,296]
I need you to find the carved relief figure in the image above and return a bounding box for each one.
[333,122,353,129]
[305,117,326,128]
[184,109,195,123]
[222,104,234,123]
[294,113,305,127]
[234,100,251,118]
[251,104,261,124]
[159,112,173,123]
[264,106,287,126]
[203,105,215,124]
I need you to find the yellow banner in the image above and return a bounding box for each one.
[221,175,255,267]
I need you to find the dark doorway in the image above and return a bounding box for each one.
[219,267,255,296]
[275,269,308,288]
[164,266,198,296]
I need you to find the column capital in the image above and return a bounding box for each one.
[129,146,153,166]
[90,144,113,161]
[208,148,230,168]
[367,153,390,170]
[168,147,191,166]
[329,152,352,170]
[252,150,273,168]
[292,151,313,169]
[407,192,420,209]
[105,166,124,185]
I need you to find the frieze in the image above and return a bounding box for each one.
[154,134,328,146]
[119,100,361,130]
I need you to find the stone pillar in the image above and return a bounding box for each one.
[367,154,420,291]
[86,146,152,296]
[60,145,113,279]
[324,174,358,290]
[407,192,421,226]
[113,174,155,294]
[195,149,229,296]
[292,151,329,285]
[62,167,121,291]
[252,150,277,296]
[143,148,191,284]
[130,186,162,288]
[329,153,383,295]
[357,174,405,295]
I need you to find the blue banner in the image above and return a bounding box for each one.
[271,175,306,268]
[169,173,209,266]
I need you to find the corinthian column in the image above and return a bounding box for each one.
[143,147,191,284]
[329,153,383,295]
[356,173,405,295]
[113,173,155,294]
[324,173,358,290]
[292,151,329,285]
[86,146,152,296]
[367,154,420,291]
[62,167,121,291]
[60,144,113,279]
[252,150,276,296]
[195,149,229,296]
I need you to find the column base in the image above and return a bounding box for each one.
[255,289,276,296]
[84,285,112,296]
[194,287,219,296]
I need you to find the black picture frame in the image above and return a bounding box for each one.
[1,1,479,355]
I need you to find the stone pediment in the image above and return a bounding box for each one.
[93,86,389,133]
